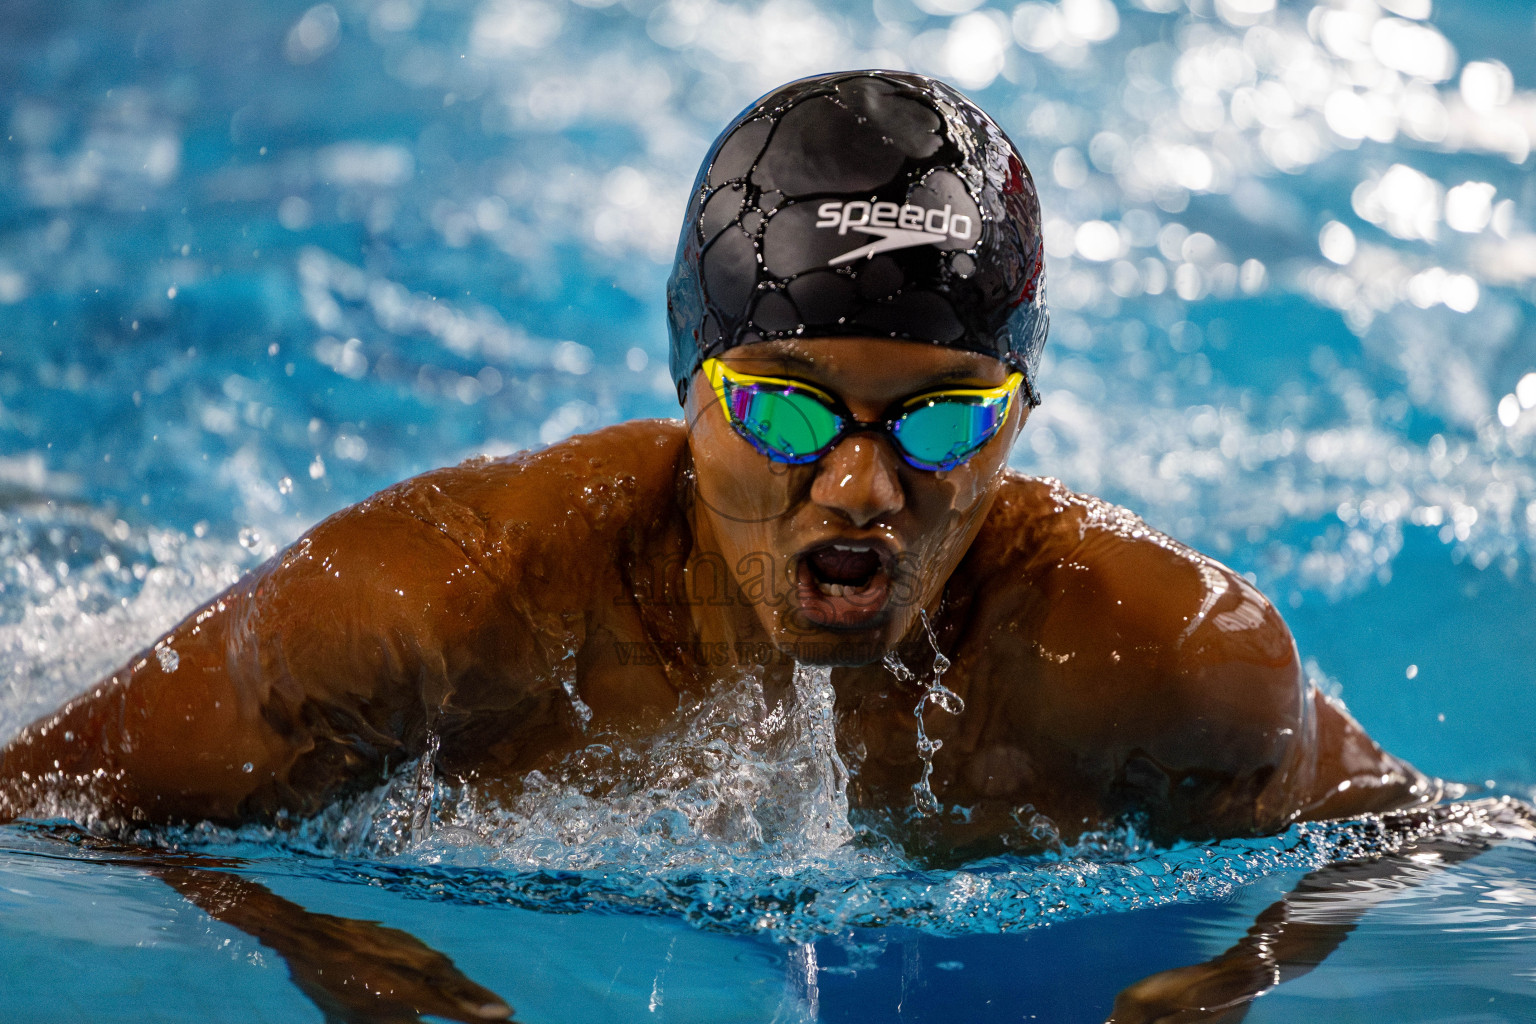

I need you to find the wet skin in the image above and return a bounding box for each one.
[0,337,1435,846]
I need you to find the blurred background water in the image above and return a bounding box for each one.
[1,0,1535,1020]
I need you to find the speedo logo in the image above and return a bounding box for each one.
[815,200,975,265]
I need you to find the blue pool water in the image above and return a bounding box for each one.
[2,0,1535,1020]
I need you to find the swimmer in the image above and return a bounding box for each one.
[0,70,1437,848]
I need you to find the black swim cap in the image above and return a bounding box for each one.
[667,70,1048,406]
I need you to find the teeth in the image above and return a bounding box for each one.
[813,579,885,598]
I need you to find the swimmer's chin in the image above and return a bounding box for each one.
[779,644,887,668]
[769,616,898,667]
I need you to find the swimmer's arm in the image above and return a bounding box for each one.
[159,866,514,1022]
[1022,525,1432,839]
[1291,687,1437,820]
[1107,824,1486,1023]
[1148,564,1436,835]
[23,826,513,1022]
[0,483,528,825]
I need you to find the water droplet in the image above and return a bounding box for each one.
[238,527,261,552]
[898,611,966,816]
[241,762,254,773]
[277,476,293,495]
[881,650,916,683]
[561,675,593,726]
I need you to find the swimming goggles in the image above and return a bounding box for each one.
[703,357,1024,472]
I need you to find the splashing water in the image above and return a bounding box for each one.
[140,797,1533,949]
[884,611,966,816]
[409,728,440,846]
[787,662,854,852]
[468,662,856,867]
[276,663,862,871]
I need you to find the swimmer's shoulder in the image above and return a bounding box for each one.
[366,419,689,536]
[972,474,1305,787]
[979,471,1295,670]
[289,420,691,593]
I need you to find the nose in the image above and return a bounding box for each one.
[809,432,906,528]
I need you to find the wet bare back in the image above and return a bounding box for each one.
[0,420,1432,842]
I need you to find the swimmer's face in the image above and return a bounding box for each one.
[684,336,1028,665]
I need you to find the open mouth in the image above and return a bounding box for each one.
[793,541,897,630]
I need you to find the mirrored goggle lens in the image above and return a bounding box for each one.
[892,398,1007,470]
[727,385,842,463]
